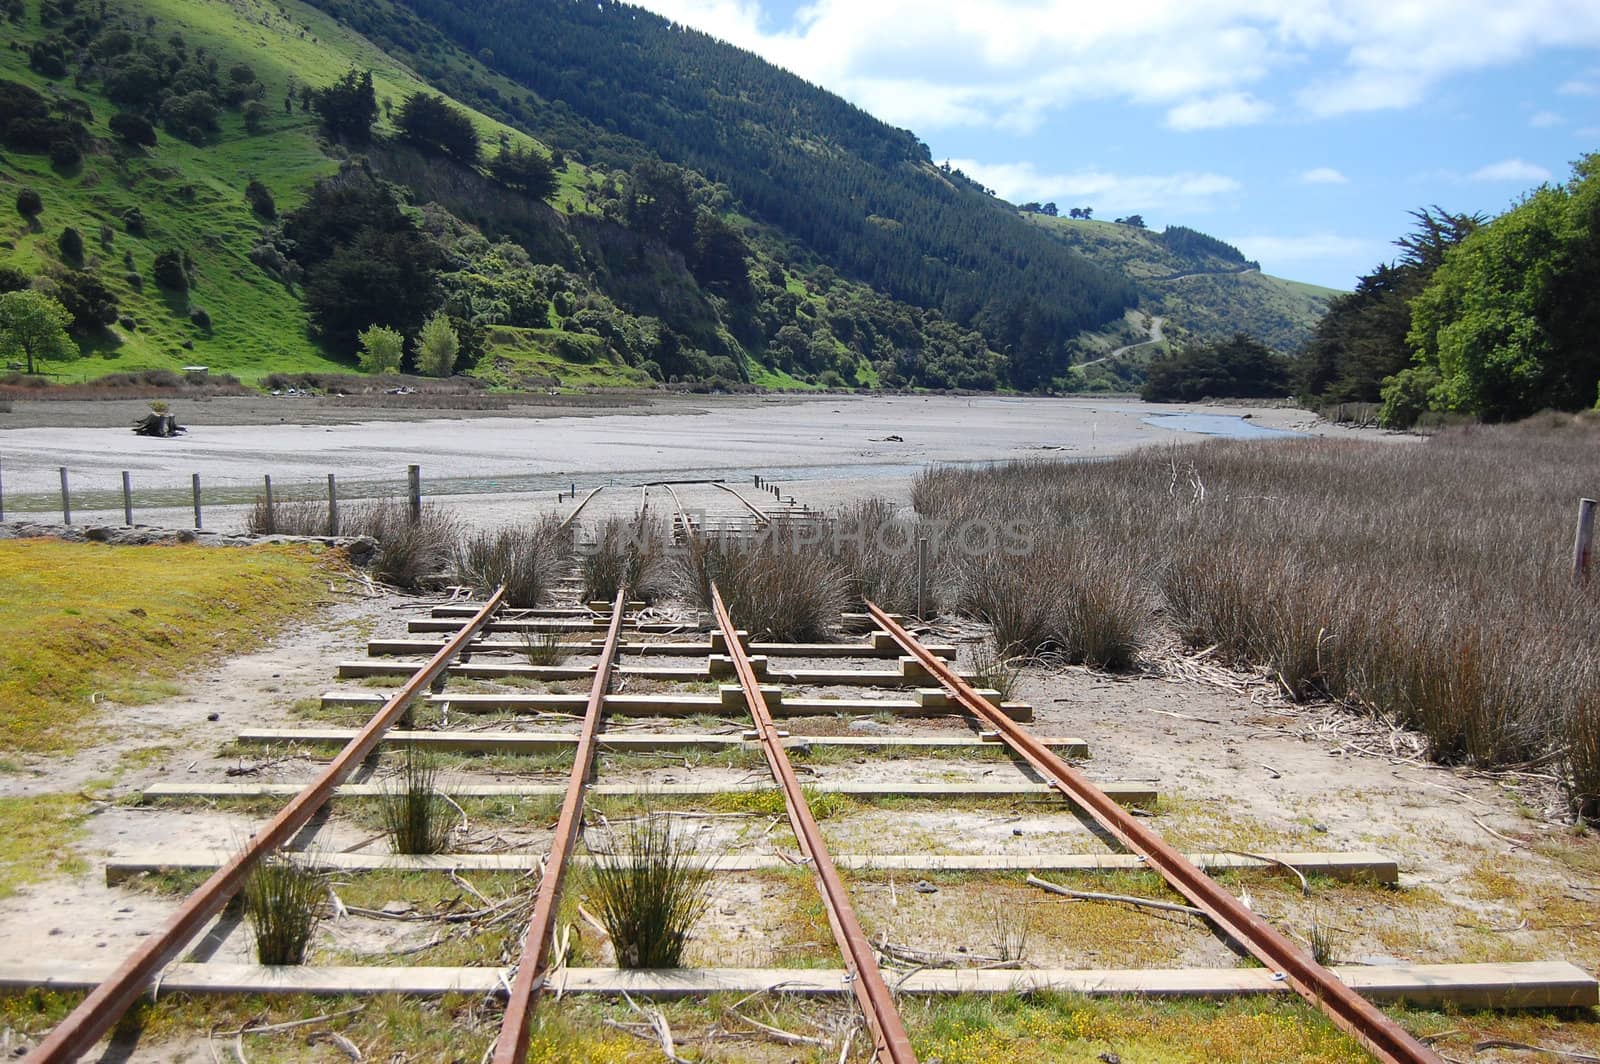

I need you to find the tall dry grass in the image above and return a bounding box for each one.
[916,412,1600,820]
[246,496,462,590]
[455,516,571,607]
[582,512,668,603]
[676,528,849,642]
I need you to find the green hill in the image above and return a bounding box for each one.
[0,0,1335,393]
[1023,216,1340,357]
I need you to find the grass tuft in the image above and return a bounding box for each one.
[456,517,570,607]
[519,629,569,667]
[581,512,667,603]
[677,529,848,642]
[379,748,457,855]
[584,813,715,969]
[242,854,323,965]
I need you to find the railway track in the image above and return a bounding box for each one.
[11,490,1597,1061]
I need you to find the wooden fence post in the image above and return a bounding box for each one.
[0,455,6,523]
[1575,498,1596,587]
[408,465,422,525]
[327,474,339,537]
[916,536,929,619]
[122,471,133,526]
[263,476,275,534]
[59,467,71,525]
[192,474,203,530]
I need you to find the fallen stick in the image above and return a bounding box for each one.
[1026,875,1205,917]
[721,1008,828,1047]
[1473,1040,1600,1063]
[1219,849,1310,896]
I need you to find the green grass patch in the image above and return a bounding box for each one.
[0,540,332,754]
[0,794,90,899]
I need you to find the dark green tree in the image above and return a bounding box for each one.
[486,143,557,199]
[1142,333,1291,401]
[313,68,377,143]
[108,111,156,147]
[394,92,480,164]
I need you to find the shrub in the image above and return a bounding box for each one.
[414,312,459,378]
[245,178,276,219]
[56,226,83,262]
[188,306,211,330]
[581,512,667,603]
[122,206,145,234]
[455,517,570,607]
[356,324,404,374]
[379,748,456,855]
[677,529,848,642]
[15,187,42,219]
[108,111,156,147]
[47,138,79,169]
[243,100,269,133]
[152,249,186,290]
[159,90,220,143]
[585,812,714,969]
[242,855,322,965]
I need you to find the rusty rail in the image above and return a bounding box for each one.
[493,587,628,1064]
[29,588,509,1063]
[864,602,1442,1064]
[714,586,918,1064]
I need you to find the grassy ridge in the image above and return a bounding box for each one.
[0,539,332,754]
[1024,216,1339,358]
[0,0,570,383]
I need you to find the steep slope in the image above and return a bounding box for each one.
[0,0,562,382]
[297,0,1141,389]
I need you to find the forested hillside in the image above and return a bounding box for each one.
[0,0,1329,393]
[300,0,1140,389]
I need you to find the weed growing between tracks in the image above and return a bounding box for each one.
[582,511,669,603]
[916,413,1600,820]
[678,530,849,642]
[457,515,572,607]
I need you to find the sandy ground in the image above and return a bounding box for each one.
[0,394,1401,531]
[2,574,1597,1063]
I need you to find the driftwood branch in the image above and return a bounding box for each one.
[1026,874,1205,916]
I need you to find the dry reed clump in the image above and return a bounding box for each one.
[581,512,668,603]
[245,496,337,537]
[584,813,715,969]
[247,496,462,589]
[676,528,849,642]
[379,748,457,855]
[351,499,463,591]
[828,499,942,615]
[242,854,323,965]
[952,529,1149,669]
[914,418,1600,820]
[455,515,570,607]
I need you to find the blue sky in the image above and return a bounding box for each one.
[629,0,1599,289]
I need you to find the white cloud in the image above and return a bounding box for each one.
[1229,233,1383,266]
[1300,167,1349,184]
[1469,158,1553,182]
[1529,110,1564,127]
[1166,92,1272,131]
[947,158,1240,214]
[632,0,1600,129]
[1558,78,1599,95]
